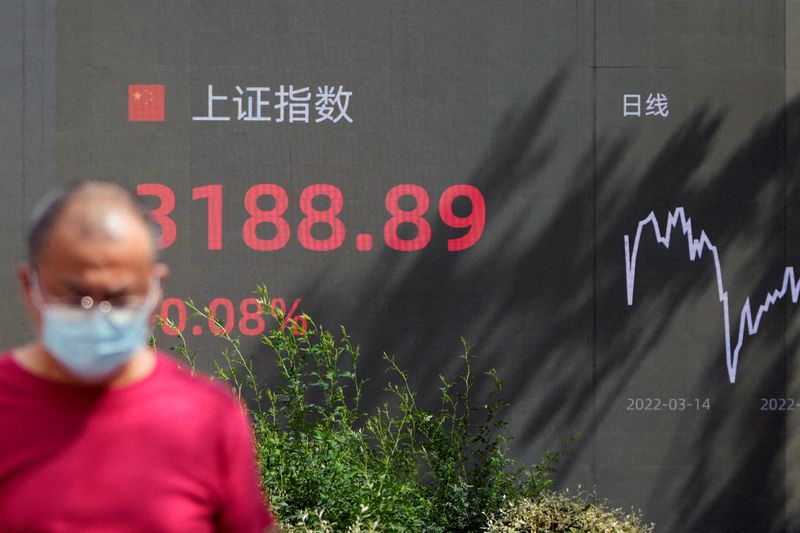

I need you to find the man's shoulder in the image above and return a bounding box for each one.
[151,351,243,411]
[0,351,16,373]
[146,353,253,448]
[0,350,40,391]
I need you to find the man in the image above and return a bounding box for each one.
[0,180,279,532]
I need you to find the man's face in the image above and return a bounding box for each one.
[21,206,166,333]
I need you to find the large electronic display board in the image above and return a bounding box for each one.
[2,1,799,531]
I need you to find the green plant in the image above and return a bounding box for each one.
[484,489,655,533]
[282,507,380,533]
[156,286,585,532]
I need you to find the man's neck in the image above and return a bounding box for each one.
[11,343,157,388]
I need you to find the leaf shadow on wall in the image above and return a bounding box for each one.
[261,68,800,532]
[646,94,800,533]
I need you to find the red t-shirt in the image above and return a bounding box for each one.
[0,351,276,532]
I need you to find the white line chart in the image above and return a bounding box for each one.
[624,208,800,384]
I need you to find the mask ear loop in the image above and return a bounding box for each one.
[28,271,47,310]
[141,274,162,313]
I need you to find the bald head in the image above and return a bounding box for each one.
[18,180,167,386]
[28,181,157,269]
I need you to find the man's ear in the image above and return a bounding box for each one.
[18,263,41,330]
[18,263,32,303]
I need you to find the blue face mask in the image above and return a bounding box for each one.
[31,277,158,382]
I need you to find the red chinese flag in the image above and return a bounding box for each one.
[128,84,165,122]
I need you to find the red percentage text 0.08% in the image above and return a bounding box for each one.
[160,296,308,337]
